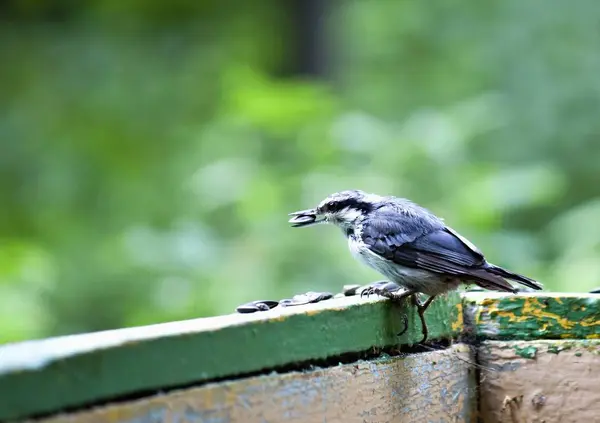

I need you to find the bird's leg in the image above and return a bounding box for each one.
[360,281,415,336]
[411,294,437,343]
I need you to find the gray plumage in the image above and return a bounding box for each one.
[289,190,543,297]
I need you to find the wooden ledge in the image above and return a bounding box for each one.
[0,293,461,421]
[2,291,597,421]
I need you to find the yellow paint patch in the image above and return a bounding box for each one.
[452,303,464,333]
[479,297,578,331]
[581,320,598,327]
[522,297,577,330]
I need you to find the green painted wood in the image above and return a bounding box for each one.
[463,292,600,340]
[0,293,461,421]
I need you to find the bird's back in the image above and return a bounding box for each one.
[354,196,541,294]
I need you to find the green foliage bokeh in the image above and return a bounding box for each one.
[1,0,600,344]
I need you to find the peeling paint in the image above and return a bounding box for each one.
[514,345,537,359]
[547,343,571,354]
[465,293,600,340]
[479,340,600,423]
[452,303,464,333]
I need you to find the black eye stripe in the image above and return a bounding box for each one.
[322,198,372,213]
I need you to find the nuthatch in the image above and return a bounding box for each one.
[289,190,543,342]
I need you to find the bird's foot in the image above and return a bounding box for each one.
[359,281,414,302]
[360,281,415,337]
[411,294,437,344]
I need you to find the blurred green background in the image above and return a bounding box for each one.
[2,0,600,345]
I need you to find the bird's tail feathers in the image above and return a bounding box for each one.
[484,263,543,291]
[467,269,518,293]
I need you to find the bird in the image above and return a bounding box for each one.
[288,190,543,342]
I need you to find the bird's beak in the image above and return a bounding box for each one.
[288,208,324,227]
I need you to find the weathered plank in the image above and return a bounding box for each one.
[0,293,462,421]
[463,292,600,340]
[478,340,600,423]
[31,344,475,423]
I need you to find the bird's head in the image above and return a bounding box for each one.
[288,190,383,231]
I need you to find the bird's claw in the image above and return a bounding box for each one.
[359,286,376,298]
[397,314,409,337]
[359,281,404,299]
[358,282,437,343]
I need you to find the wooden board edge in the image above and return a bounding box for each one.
[0,292,462,421]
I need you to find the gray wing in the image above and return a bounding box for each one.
[360,209,444,245]
[361,212,516,292]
